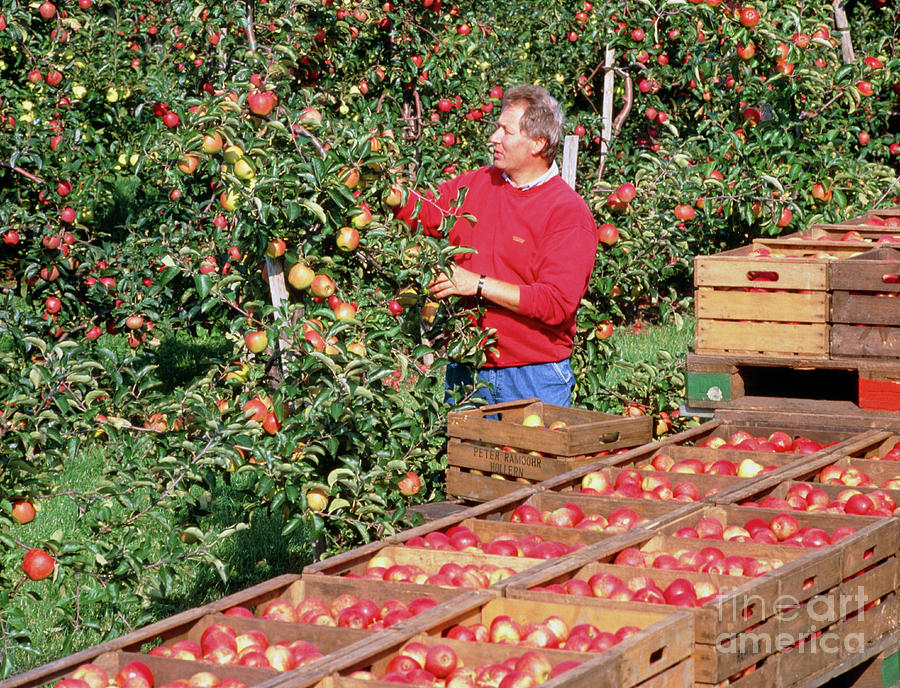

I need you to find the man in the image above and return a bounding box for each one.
[390,84,598,406]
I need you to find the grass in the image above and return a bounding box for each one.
[4,443,316,675]
[602,315,696,377]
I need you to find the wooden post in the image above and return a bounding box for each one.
[561,135,579,189]
[833,0,855,64]
[600,47,616,177]
[265,256,292,380]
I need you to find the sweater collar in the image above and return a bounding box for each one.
[503,161,558,190]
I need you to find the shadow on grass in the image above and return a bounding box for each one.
[145,475,316,624]
[151,330,233,392]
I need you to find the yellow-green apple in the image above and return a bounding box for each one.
[522,414,543,427]
[223,145,244,163]
[264,644,294,672]
[580,471,611,493]
[737,458,765,477]
[490,615,521,644]
[350,205,373,229]
[71,664,109,688]
[287,263,315,290]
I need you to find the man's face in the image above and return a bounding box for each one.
[488,103,545,175]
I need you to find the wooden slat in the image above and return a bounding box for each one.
[832,292,900,325]
[696,320,830,357]
[695,287,830,323]
[832,324,900,359]
[830,246,900,291]
[695,249,830,290]
[444,467,533,502]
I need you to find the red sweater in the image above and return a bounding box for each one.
[395,167,598,367]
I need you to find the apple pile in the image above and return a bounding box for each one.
[404,524,585,557]
[349,556,519,589]
[533,572,722,609]
[818,461,900,490]
[670,514,856,548]
[612,546,784,577]
[690,430,828,454]
[634,453,776,478]
[224,593,439,629]
[743,483,896,517]
[55,661,250,688]
[507,502,647,534]
[443,613,643,653]
[348,641,582,688]
[580,469,721,502]
[147,622,323,671]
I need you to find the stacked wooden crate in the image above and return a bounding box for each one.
[688,207,900,415]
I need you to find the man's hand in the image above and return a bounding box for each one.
[428,264,479,299]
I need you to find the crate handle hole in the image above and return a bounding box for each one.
[747,270,779,282]
[741,603,756,620]
[863,546,875,560]
[649,647,664,665]
[802,576,816,590]
[882,274,900,284]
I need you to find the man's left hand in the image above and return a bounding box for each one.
[428,264,478,299]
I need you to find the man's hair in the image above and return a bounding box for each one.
[502,84,564,162]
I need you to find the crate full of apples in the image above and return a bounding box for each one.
[503,511,895,688]
[217,574,474,633]
[50,655,275,688]
[445,399,652,501]
[303,492,695,590]
[303,601,694,688]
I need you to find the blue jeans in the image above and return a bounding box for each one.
[445,359,575,407]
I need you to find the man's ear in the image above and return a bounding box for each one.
[530,137,548,157]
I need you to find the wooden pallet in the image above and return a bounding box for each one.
[686,352,900,414]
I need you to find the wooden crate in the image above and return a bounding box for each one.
[445,399,652,500]
[68,650,279,686]
[304,492,696,586]
[3,574,322,688]
[696,320,831,358]
[534,419,881,509]
[401,595,693,687]
[306,657,694,688]
[444,465,540,503]
[313,608,692,688]
[504,527,855,685]
[778,592,899,688]
[447,399,653,456]
[218,575,478,632]
[810,207,900,232]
